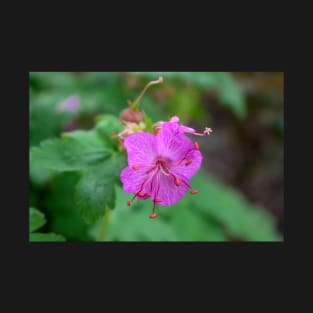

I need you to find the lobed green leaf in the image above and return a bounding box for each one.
[30,130,112,172]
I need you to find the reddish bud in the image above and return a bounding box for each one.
[119,108,143,123]
[149,213,158,219]
[194,141,200,150]
[127,200,132,206]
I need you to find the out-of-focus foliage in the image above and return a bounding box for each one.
[29,72,283,241]
[29,207,66,241]
[134,72,246,119]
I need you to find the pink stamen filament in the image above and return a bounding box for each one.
[132,164,155,170]
[135,166,159,199]
[172,147,196,167]
[190,127,212,137]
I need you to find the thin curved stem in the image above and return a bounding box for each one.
[131,76,163,110]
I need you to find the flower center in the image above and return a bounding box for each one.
[155,158,171,176]
[128,154,196,217]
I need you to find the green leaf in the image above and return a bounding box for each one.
[29,207,46,232]
[75,154,126,223]
[100,186,179,241]
[29,98,66,147]
[95,114,124,149]
[189,171,282,241]
[41,172,93,241]
[30,130,112,172]
[169,198,226,241]
[29,232,66,242]
[30,161,56,186]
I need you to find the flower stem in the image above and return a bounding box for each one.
[97,208,111,241]
[131,76,163,110]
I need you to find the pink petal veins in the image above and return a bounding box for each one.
[123,132,157,167]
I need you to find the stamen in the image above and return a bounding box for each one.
[133,164,155,171]
[185,160,192,166]
[149,213,158,219]
[204,127,213,135]
[127,193,137,206]
[194,141,200,150]
[172,147,195,166]
[190,189,199,194]
[174,176,180,186]
[150,198,158,218]
[158,162,171,176]
[155,198,162,203]
[181,177,191,189]
[190,127,213,136]
[135,167,158,199]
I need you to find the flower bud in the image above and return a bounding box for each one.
[119,108,143,123]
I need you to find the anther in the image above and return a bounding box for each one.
[204,127,213,135]
[132,165,140,170]
[155,198,162,203]
[149,213,158,219]
[185,160,192,166]
[127,200,132,206]
[138,192,145,197]
[190,189,199,194]
[144,193,151,197]
[194,141,200,150]
[174,177,180,186]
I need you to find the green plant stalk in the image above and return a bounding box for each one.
[97,207,111,241]
[131,76,163,110]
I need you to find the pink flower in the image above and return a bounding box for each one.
[56,95,80,112]
[120,121,203,218]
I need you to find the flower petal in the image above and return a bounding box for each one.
[123,132,157,166]
[171,148,202,179]
[156,122,194,162]
[150,171,190,206]
[169,116,196,134]
[120,166,148,194]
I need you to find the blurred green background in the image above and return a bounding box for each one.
[29,72,284,241]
